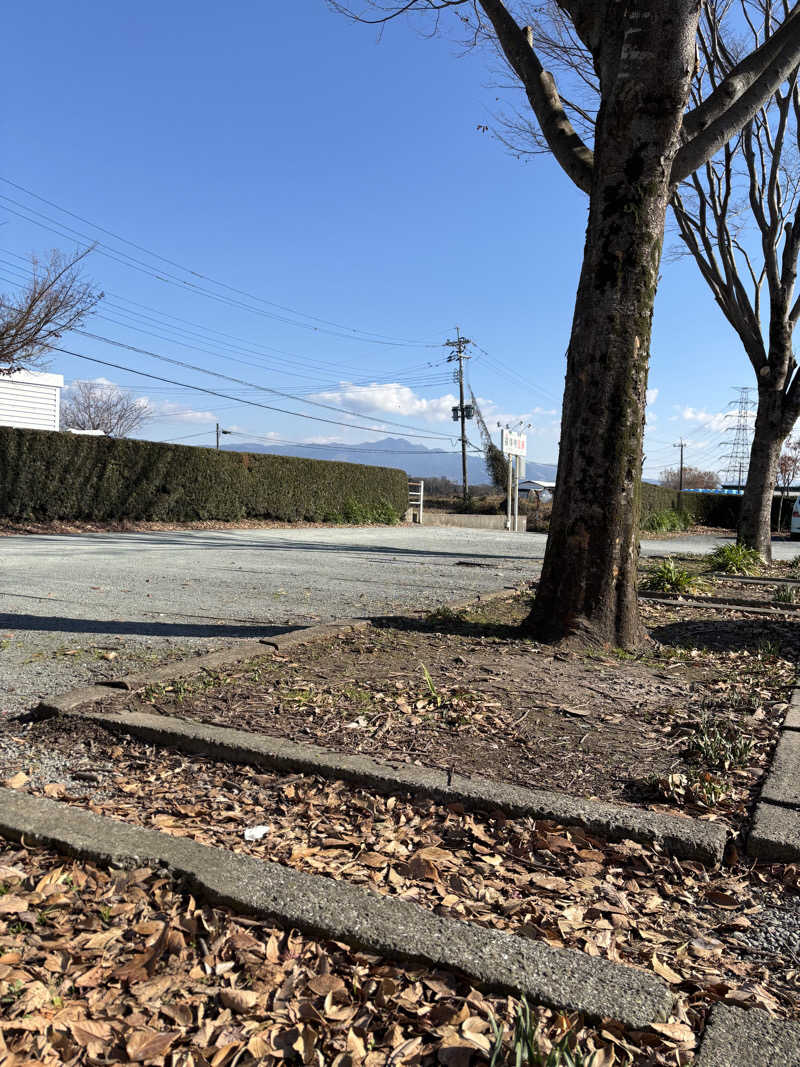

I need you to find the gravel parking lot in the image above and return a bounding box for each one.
[1,523,795,718]
[0,525,538,716]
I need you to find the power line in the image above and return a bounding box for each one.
[0,251,453,398]
[71,328,457,440]
[472,343,561,405]
[0,178,438,347]
[47,344,460,441]
[0,255,458,437]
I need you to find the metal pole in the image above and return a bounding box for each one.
[444,329,471,506]
[673,438,685,493]
[506,450,513,532]
[216,423,220,451]
[513,453,519,532]
[457,328,468,505]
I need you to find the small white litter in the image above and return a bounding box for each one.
[243,825,270,841]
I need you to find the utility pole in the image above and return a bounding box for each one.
[674,438,686,492]
[216,424,232,450]
[445,327,471,504]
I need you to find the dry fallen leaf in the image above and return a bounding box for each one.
[126,1028,178,1062]
[219,988,260,1014]
[3,772,28,790]
[651,953,684,985]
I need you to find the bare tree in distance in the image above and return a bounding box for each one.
[61,380,151,438]
[331,0,800,648]
[659,465,719,491]
[776,436,800,529]
[0,248,102,374]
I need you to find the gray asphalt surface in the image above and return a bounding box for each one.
[0,524,796,717]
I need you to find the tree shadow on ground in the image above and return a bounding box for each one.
[370,610,527,644]
[651,617,800,657]
[0,612,292,641]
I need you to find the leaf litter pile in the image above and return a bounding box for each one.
[2,591,800,1062]
[2,717,800,1062]
[105,592,799,829]
[2,842,626,1067]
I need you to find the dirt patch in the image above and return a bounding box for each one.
[68,593,797,832]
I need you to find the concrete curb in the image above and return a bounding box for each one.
[639,591,790,614]
[69,705,728,865]
[708,573,800,587]
[0,787,673,1029]
[695,1004,800,1066]
[747,687,800,863]
[33,588,519,712]
[102,622,373,692]
[99,638,286,691]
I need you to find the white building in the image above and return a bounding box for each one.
[0,370,63,431]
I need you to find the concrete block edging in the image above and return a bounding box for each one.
[0,786,673,1031]
[69,705,728,867]
[32,583,726,867]
[747,684,800,863]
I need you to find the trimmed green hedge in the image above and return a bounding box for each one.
[641,482,797,531]
[641,484,741,528]
[0,428,408,523]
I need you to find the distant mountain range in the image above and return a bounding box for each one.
[222,436,558,484]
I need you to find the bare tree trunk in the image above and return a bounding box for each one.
[527,5,699,650]
[737,386,787,560]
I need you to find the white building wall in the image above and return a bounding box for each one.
[0,370,63,431]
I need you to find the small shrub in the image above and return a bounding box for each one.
[419,663,442,707]
[641,508,692,533]
[790,555,800,573]
[757,639,781,658]
[684,716,753,770]
[489,999,592,1066]
[649,770,729,808]
[773,584,797,605]
[708,543,763,575]
[642,557,697,594]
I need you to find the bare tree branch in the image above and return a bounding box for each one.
[0,248,102,375]
[674,1,800,181]
[474,0,594,191]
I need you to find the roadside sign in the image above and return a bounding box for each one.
[501,429,527,457]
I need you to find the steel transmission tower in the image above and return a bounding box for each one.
[720,387,755,490]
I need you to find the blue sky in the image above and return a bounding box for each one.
[2,0,755,480]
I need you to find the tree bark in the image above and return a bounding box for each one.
[737,380,791,560]
[527,4,700,649]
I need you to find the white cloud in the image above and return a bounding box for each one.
[309,382,458,422]
[145,399,220,424]
[678,406,742,432]
[646,388,659,405]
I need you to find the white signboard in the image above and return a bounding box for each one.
[501,428,527,458]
